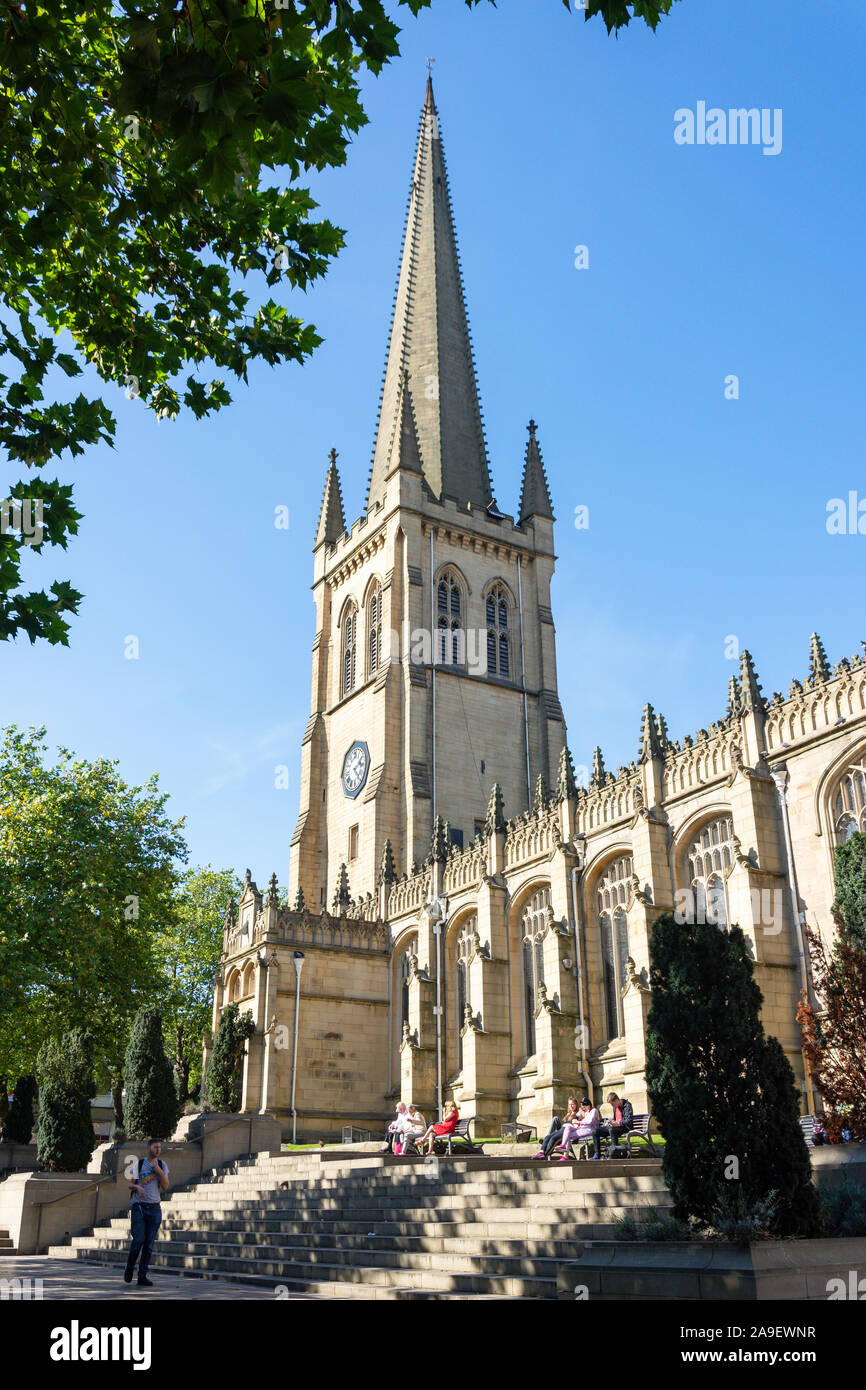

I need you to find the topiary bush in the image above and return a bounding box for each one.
[2,1074,37,1144]
[36,1030,95,1173]
[123,1007,180,1141]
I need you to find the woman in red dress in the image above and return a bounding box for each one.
[415,1101,459,1155]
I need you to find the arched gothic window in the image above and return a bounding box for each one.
[485,584,511,678]
[437,571,463,665]
[367,584,383,677]
[597,856,633,1041]
[341,602,357,696]
[228,972,241,1004]
[832,754,866,843]
[521,887,550,1056]
[687,816,734,928]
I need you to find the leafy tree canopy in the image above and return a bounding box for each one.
[0,0,676,645]
[0,724,187,1081]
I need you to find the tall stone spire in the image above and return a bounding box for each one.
[739,649,763,712]
[518,420,554,523]
[315,449,346,547]
[639,703,664,763]
[367,76,493,511]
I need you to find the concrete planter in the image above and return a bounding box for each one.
[557,1237,866,1301]
[0,1112,281,1254]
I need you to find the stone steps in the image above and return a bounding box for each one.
[49,1150,671,1300]
[0,1230,13,1253]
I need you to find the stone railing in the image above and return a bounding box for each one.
[443,838,487,895]
[387,868,431,920]
[504,805,562,868]
[575,773,638,834]
[764,657,866,752]
[272,907,388,954]
[662,724,736,800]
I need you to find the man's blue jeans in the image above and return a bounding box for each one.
[128,1203,162,1280]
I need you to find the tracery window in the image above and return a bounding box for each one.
[228,972,241,1004]
[521,887,550,1056]
[832,754,866,843]
[486,584,511,678]
[367,583,383,677]
[437,571,463,665]
[341,602,358,696]
[597,856,633,1041]
[687,816,734,929]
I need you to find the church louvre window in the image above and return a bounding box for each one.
[521,886,550,1056]
[399,948,413,1031]
[348,824,359,861]
[367,584,383,677]
[341,603,358,696]
[686,816,734,927]
[485,584,511,678]
[437,571,463,665]
[596,856,633,1041]
[832,754,866,843]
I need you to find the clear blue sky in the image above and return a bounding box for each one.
[3,0,865,885]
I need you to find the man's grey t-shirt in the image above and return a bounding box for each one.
[131,1156,168,1205]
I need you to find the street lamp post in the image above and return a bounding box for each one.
[290,951,305,1145]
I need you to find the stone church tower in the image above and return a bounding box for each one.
[289,77,567,911]
[213,80,866,1142]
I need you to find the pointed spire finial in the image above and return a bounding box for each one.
[739,649,763,712]
[534,774,548,813]
[639,703,663,763]
[519,418,555,524]
[292,884,306,913]
[656,712,670,751]
[316,450,346,548]
[809,632,830,684]
[379,838,397,885]
[431,814,448,863]
[332,863,353,912]
[266,873,279,907]
[727,672,742,720]
[486,782,506,834]
[556,745,577,801]
[591,747,606,787]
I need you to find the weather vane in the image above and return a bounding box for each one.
[426,57,435,76]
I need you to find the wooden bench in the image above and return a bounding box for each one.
[432,1117,484,1156]
[550,1113,656,1160]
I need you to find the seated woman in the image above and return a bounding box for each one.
[414,1101,459,1156]
[559,1097,600,1162]
[533,1096,579,1159]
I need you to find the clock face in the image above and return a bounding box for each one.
[342,741,370,799]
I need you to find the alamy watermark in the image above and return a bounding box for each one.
[674,103,782,157]
[1,498,44,546]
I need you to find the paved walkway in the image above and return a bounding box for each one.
[0,1256,319,1300]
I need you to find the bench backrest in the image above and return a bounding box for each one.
[454,1118,472,1138]
[629,1113,651,1135]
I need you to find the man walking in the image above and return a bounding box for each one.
[124,1138,170,1287]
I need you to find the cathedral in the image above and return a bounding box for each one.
[210,79,866,1139]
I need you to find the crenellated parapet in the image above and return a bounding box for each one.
[764,645,866,752]
[576,767,640,833]
[270,906,388,954]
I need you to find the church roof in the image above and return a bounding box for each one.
[367,76,493,511]
[519,420,555,523]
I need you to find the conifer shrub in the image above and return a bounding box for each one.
[646,913,821,1239]
[36,1030,95,1173]
[204,1003,255,1112]
[123,1007,180,1141]
[1,1074,37,1144]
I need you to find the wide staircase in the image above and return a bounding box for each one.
[0,1230,12,1255]
[48,1151,671,1299]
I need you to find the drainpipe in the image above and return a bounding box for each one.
[769,763,816,1115]
[516,555,532,808]
[569,858,592,1097]
[430,529,437,821]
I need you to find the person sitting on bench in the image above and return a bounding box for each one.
[596,1093,634,1158]
[415,1101,459,1155]
[533,1096,579,1159]
[402,1103,426,1152]
[559,1098,600,1161]
[381,1101,412,1153]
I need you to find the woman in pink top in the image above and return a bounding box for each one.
[559,1097,600,1161]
